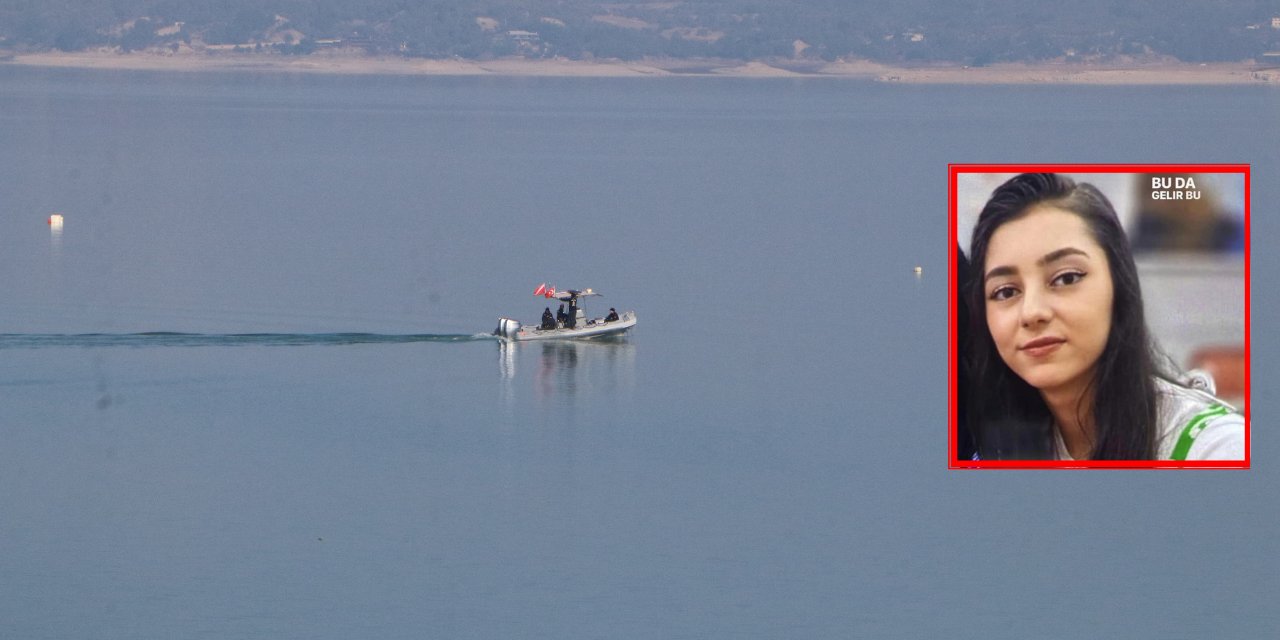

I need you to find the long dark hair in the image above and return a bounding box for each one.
[966,173,1162,460]
[956,244,976,460]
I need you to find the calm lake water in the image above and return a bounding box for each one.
[1,67,1277,638]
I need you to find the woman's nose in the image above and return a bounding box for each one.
[1019,286,1052,328]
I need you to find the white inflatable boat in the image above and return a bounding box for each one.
[494,286,636,341]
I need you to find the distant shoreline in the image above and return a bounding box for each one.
[4,50,1279,85]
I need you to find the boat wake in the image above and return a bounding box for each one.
[0,332,498,349]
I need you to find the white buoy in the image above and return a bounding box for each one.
[48,213,64,230]
[914,266,922,275]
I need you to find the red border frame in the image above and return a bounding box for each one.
[949,164,1250,469]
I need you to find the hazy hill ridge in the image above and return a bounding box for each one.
[2,1,1279,64]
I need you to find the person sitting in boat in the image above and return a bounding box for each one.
[556,304,567,327]
[541,307,556,330]
[605,308,620,322]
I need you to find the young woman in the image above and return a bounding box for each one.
[965,173,1244,461]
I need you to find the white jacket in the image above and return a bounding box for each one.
[1153,377,1245,461]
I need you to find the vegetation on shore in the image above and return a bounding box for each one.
[2,1,1278,65]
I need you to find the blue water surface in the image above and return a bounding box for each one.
[1,67,1277,638]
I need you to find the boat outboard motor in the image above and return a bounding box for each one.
[495,317,522,338]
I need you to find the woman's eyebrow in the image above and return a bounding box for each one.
[984,247,1089,283]
[1039,247,1089,265]
[984,264,1016,282]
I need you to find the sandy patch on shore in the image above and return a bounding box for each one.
[5,50,1277,84]
[710,61,807,77]
[475,57,670,77]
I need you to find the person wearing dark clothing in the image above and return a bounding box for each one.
[556,304,567,326]
[541,307,556,330]
[605,308,620,322]
[565,302,578,329]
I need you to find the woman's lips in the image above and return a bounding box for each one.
[1020,337,1065,358]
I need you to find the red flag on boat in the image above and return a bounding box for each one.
[546,286,556,298]
[533,283,547,296]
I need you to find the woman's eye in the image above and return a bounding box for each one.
[1052,271,1086,287]
[989,286,1018,301]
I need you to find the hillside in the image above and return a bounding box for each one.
[2,1,1278,64]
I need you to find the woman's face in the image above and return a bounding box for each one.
[983,206,1114,398]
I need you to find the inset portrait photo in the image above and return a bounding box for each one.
[949,165,1249,468]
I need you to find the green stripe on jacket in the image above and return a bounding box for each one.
[1170,404,1231,461]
